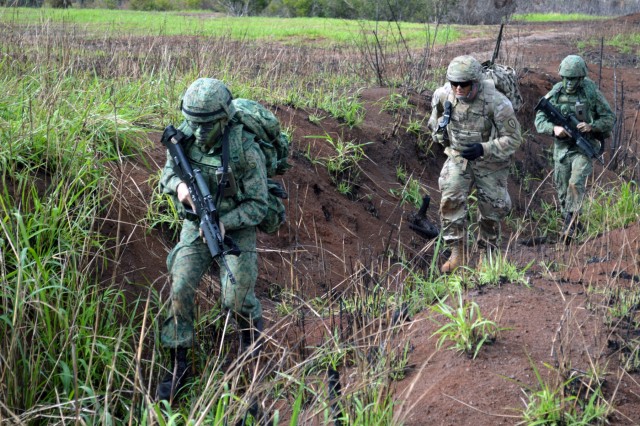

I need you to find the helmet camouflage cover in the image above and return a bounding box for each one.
[446,55,483,82]
[181,78,236,123]
[558,55,588,78]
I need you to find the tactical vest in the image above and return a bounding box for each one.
[177,120,286,234]
[545,78,606,146]
[178,122,252,216]
[443,80,497,152]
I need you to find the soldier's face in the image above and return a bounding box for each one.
[189,120,224,147]
[450,80,473,97]
[563,77,583,94]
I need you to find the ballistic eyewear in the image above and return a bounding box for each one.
[449,81,472,88]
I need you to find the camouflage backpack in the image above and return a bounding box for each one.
[232,99,291,178]
[230,99,292,234]
[481,61,523,112]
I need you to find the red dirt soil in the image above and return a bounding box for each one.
[108,14,640,425]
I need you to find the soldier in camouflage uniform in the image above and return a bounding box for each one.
[428,55,522,273]
[156,78,270,401]
[535,55,615,244]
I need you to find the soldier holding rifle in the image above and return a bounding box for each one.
[157,78,270,402]
[535,55,615,244]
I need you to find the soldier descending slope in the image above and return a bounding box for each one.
[535,55,615,245]
[428,55,522,273]
[157,78,273,402]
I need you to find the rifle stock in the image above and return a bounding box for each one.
[161,125,241,263]
[535,97,604,165]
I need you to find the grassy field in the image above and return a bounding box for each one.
[0,7,459,47]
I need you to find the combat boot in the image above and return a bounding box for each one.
[240,318,264,359]
[441,241,463,274]
[157,348,190,402]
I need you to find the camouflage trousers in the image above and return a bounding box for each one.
[554,145,593,216]
[161,220,261,349]
[438,155,512,244]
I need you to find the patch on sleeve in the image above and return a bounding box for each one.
[505,118,518,133]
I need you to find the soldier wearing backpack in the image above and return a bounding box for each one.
[428,55,522,273]
[156,78,276,402]
[535,55,615,244]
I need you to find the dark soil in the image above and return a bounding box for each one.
[106,14,640,425]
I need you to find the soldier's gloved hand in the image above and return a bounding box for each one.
[576,122,592,133]
[553,126,568,138]
[460,143,484,161]
[177,181,196,212]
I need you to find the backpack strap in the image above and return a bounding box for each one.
[214,125,232,207]
[480,79,499,141]
[482,78,496,119]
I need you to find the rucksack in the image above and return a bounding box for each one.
[232,98,291,178]
[230,99,291,234]
[481,61,523,112]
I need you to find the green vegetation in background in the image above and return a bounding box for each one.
[578,32,640,55]
[512,13,611,22]
[0,7,459,47]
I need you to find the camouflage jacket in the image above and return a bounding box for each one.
[428,79,522,163]
[534,78,615,154]
[159,121,269,231]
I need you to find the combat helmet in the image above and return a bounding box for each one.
[558,55,588,78]
[181,78,236,123]
[446,55,483,82]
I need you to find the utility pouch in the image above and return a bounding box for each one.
[575,101,586,122]
[216,167,237,198]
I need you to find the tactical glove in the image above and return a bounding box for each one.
[460,143,483,161]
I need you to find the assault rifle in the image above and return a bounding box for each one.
[535,97,604,165]
[161,125,241,279]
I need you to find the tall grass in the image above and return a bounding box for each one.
[0,69,153,423]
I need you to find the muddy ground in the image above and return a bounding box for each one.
[110,13,640,425]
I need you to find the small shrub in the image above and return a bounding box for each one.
[431,289,498,359]
[477,250,532,287]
